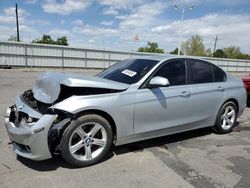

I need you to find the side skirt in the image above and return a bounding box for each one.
[115,118,213,146]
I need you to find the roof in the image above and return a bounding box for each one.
[133,54,209,62]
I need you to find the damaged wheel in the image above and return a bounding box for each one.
[60,114,113,167]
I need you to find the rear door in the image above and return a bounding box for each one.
[188,59,226,125]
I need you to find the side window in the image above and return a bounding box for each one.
[190,60,213,84]
[212,65,226,82]
[154,60,186,86]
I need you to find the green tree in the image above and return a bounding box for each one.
[181,34,206,56]
[213,49,226,58]
[213,47,250,60]
[223,46,241,59]
[32,34,69,46]
[8,35,21,42]
[56,36,68,46]
[205,48,212,57]
[169,48,179,55]
[32,34,55,44]
[137,42,164,53]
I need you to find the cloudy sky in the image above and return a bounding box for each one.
[0,0,250,53]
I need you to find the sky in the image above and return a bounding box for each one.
[0,0,250,53]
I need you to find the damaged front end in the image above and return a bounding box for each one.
[4,89,74,160]
[5,96,58,160]
[4,72,128,161]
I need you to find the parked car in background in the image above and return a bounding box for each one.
[4,56,247,167]
[242,74,250,106]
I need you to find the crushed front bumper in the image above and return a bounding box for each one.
[4,96,57,161]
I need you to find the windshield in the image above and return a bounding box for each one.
[97,59,159,84]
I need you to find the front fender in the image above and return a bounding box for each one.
[51,94,116,115]
[50,92,135,142]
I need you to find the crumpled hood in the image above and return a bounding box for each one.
[32,72,129,104]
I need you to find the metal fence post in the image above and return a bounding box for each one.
[84,50,87,69]
[24,44,27,68]
[102,51,104,70]
[227,59,230,72]
[245,60,247,72]
[62,48,64,69]
[108,51,111,67]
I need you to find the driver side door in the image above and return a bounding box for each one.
[134,59,193,134]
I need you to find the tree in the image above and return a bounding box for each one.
[205,48,212,57]
[8,35,21,42]
[32,34,69,46]
[169,48,179,55]
[32,34,55,45]
[213,47,250,60]
[137,42,164,53]
[181,34,206,56]
[213,49,226,58]
[56,36,68,46]
[223,46,241,59]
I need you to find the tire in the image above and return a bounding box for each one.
[60,114,113,167]
[213,101,237,133]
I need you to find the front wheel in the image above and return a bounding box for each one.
[60,114,113,167]
[214,101,237,133]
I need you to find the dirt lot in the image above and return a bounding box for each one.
[0,68,249,188]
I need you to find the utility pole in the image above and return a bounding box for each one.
[213,35,218,54]
[15,3,20,42]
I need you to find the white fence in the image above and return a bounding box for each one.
[0,41,250,72]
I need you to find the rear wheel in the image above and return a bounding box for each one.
[214,101,237,133]
[60,114,113,167]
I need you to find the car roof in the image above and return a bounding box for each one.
[133,54,208,62]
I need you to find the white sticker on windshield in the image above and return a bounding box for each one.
[121,69,137,77]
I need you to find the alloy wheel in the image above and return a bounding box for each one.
[69,122,107,161]
[220,105,236,130]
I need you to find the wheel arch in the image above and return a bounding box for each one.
[223,98,239,114]
[213,98,239,126]
[213,98,239,133]
[73,109,117,143]
[48,108,117,155]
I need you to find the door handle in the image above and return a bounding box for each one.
[217,86,225,91]
[180,91,191,97]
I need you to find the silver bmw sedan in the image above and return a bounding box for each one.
[4,56,247,167]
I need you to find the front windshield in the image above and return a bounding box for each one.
[97,59,159,84]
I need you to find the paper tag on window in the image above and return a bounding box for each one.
[121,69,137,77]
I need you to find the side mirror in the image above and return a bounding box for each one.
[147,76,170,88]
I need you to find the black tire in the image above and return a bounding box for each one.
[213,101,237,134]
[60,114,113,167]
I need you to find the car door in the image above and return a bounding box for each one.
[134,59,193,134]
[187,59,226,125]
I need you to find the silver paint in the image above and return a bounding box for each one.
[4,56,247,161]
[33,72,129,104]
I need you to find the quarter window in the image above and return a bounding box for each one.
[153,60,186,86]
[212,65,226,82]
[190,60,213,84]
